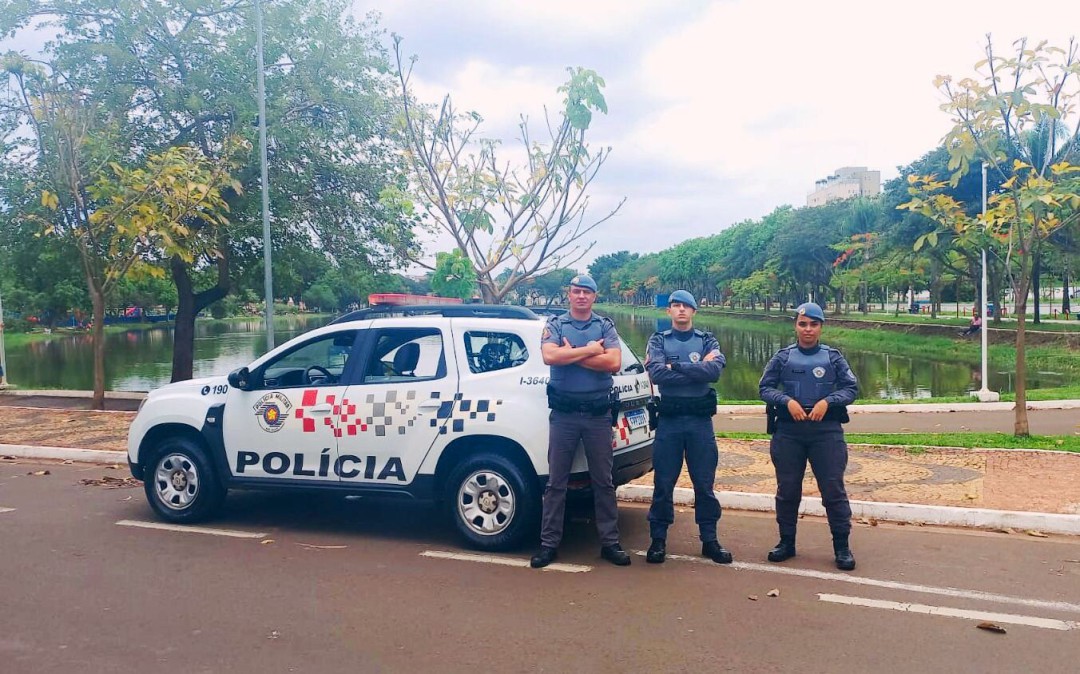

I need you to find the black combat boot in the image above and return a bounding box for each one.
[833,536,856,571]
[530,546,558,568]
[646,538,666,564]
[600,543,632,566]
[767,536,796,563]
[702,540,733,564]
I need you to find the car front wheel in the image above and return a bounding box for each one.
[144,438,226,523]
[446,453,538,552]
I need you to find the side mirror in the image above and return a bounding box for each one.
[227,367,252,391]
[624,362,644,374]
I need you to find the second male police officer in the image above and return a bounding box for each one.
[759,302,859,570]
[531,274,631,568]
[645,290,732,564]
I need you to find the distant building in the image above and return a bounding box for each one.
[807,166,881,207]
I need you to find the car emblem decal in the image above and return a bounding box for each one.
[254,392,292,432]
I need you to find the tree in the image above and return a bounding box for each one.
[2,51,238,407]
[901,37,1080,435]
[393,38,624,303]
[431,249,478,300]
[3,0,417,383]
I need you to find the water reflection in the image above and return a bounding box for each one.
[7,315,328,392]
[4,312,1063,399]
[610,312,1062,400]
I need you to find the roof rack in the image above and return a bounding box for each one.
[329,304,541,324]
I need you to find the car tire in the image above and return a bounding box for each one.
[143,438,226,524]
[446,453,539,552]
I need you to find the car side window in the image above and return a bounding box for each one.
[363,328,445,383]
[464,331,529,374]
[261,330,359,388]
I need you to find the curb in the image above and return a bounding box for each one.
[616,485,1080,537]
[1,444,127,465]
[6,443,1078,536]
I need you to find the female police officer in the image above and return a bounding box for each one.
[759,302,859,570]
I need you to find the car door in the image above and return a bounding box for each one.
[222,328,362,481]
[336,325,458,486]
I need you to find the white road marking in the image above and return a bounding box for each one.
[818,594,1080,631]
[115,520,267,539]
[0,507,15,514]
[636,551,1080,614]
[420,550,592,573]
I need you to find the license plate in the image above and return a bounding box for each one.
[625,408,648,429]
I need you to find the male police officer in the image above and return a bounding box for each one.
[759,302,859,570]
[531,274,631,568]
[645,290,731,565]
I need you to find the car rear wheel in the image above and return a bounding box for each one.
[446,453,538,552]
[144,438,226,523]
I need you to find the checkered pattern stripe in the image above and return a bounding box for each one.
[427,392,504,435]
[293,389,504,438]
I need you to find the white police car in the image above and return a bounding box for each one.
[127,305,655,551]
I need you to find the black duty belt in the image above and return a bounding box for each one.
[656,390,717,418]
[547,385,613,415]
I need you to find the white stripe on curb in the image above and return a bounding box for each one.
[4,443,1078,536]
[1,444,125,465]
[640,551,1080,614]
[817,593,1080,631]
[116,519,267,539]
[421,550,592,573]
[616,485,1080,536]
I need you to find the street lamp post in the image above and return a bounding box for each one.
[256,0,274,350]
[976,161,999,402]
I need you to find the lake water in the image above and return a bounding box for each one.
[1,312,1062,399]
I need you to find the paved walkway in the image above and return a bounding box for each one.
[2,404,1078,516]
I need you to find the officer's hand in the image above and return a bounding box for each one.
[786,398,807,421]
[808,399,829,421]
[703,351,718,362]
[588,340,605,356]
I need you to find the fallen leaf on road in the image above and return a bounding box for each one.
[267,630,280,640]
[748,595,758,601]
[1026,530,1049,538]
[261,539,275,545]
[62,460,74,465]
[976,622,1006,634]
[995,528,1014,535]
[297,543,347,550]
[1064,559,1080,564]
[766,589,780,598]
[28,470,50,476]
[868,517,878,527]
[80,475,138,489]
[964,494,977,500]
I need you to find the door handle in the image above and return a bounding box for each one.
[308,404,332,415]
[417,399,442,413]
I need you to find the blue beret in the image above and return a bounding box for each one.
[795,302,825,322]
[668,289,698,310]
[569,274,597,292]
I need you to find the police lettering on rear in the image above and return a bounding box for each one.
[235,449,407,481]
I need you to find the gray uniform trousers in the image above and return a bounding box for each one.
[770,420,852,538]
[539,409,619,548]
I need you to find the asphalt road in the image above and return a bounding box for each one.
[2,460,1078,673]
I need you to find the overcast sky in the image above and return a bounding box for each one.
[358,0,1080,268]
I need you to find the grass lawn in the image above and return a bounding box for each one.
[715,431,1080,453]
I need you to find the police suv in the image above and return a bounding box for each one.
[127,305,655,551]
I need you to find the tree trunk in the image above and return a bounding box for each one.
[1063,265,1071,315]
[1013,263,1031,437]
[1032,253,1041,325]
[170,254,229,382]
[89,283,106,411]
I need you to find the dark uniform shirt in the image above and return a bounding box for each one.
[645,329,725,397]
[759,343,858,409]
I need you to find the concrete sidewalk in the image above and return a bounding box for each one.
[1,402,1078,535]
